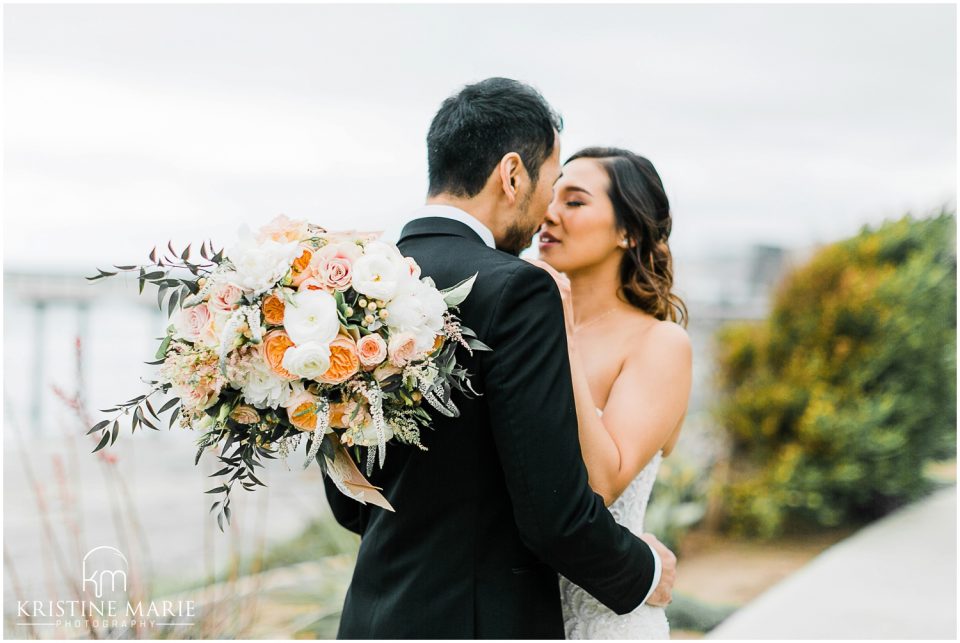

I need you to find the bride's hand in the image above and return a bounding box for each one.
[523,258,574,337]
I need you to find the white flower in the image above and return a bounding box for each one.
[226,225,301,295]
[283,289,340,345]
[282,341,332,380]
[351,242,406,301]
[238,357,294,409]
[387,278,447,352]
[344,419,395,447]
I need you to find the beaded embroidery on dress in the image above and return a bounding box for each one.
[559,409,669,639]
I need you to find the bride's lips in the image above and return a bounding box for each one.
[538,230,561,249]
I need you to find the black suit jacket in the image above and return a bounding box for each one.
[323,217,657,639]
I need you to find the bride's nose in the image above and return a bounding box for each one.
[544,199,562,226]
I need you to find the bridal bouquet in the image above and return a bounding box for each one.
[87,215,488,529]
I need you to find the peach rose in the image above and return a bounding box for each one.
[317,335,360,384]
[284,391,322,432]
[263,330,298,380]
[209,282,243,313]
[230,405,261,424]
[261,293,286,326]
[329,398,371,429]
[373,362,402,382]
[357,334,388,368]
[257,214,310,244]
[289,245,316,287]
[387,332,418,367]
[297,277,330,293]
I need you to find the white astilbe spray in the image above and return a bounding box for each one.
[356,382,387,474]
[182,263,230,308]
[303,398,330,469]
[411,362,458,417]
[244,305,263,344]
[277,432,303,470]
[217,308,248,374]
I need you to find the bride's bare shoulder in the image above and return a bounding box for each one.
[623,314,692,365]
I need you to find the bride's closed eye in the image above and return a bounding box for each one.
[566,201,585,208]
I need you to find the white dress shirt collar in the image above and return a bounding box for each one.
[410,204,496,249]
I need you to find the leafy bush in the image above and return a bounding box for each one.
[715,212,956,537]
[646,455,710,550]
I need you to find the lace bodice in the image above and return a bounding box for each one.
[606,449,662,535]
[559,408,669,639]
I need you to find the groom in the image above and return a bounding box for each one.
[323,77,676,639]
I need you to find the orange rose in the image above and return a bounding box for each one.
[289,246,316,287]
[287,399,320,431]
[262,293,286,326]
[263,329,298,380]
[431,334,445,354]
[317,335,360,384]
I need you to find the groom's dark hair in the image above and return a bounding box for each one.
[427,77,563,198]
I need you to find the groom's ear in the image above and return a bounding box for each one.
[497,152,524,205]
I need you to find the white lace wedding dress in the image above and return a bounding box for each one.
[559,409,669,639]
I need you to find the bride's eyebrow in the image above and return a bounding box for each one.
[565,186,593,197]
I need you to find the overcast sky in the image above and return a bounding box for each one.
[3,3,956,273]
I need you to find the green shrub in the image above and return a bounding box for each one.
[715,212,956,537]
[646,455,710,550]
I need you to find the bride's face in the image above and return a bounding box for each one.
[538,158,623,274]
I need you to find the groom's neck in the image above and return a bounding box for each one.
[425,194,501,241]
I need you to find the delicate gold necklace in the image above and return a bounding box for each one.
[573,307,619,334]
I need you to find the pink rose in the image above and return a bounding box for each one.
[182,384,220,411]
[387,332,418,367]
[318,256,353,291]
[174,303,213,344]
[208,282,243,313]
[357,334,388,368]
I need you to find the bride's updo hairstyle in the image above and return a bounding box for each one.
[566,147,687,327]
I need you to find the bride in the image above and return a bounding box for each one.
[532,147,693,639]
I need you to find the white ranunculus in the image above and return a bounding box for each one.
[363,240,406,261]
[387,278,447,351]
[283,289,340,345]
[226,225,301,295]
[240,358,294,409]
[281,341,332,380]
[351,246,406,301]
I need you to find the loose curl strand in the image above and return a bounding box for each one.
[566,147,688,327]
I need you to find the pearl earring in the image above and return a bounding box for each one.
[619,239,629,248]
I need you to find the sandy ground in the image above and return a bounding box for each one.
[669,528,854,639]
[674,528,855,607]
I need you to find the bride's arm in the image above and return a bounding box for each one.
[525,258,693,505]
[568,325,692,505]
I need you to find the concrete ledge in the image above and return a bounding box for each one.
[708,486,957,640]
